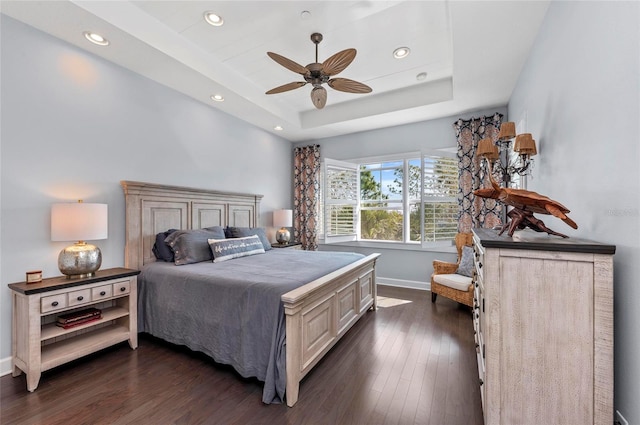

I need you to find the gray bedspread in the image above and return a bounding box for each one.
[138,249,365,404]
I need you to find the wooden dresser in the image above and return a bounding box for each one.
[8,268,139,392]
[472,228,615,425]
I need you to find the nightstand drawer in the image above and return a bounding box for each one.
[91,284,112,301]
[41,294,67,313]
[112,280,130,296]
[68,288,92,307]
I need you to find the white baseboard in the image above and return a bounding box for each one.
[0,356,12,377]
[616,410,629,425]
[377,276,429,291]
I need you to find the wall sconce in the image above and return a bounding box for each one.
[273,209,293,244]
[51,200,108,278]
[477,121,537,187]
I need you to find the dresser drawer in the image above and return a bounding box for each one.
[68,288,92,307]
[41,294,67,313]
[92,284,112,301]
[112,280,130,296]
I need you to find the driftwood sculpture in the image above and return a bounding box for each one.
[474,160,578,238]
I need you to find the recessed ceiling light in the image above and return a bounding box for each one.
[210,94,224,102]
[274,125,284,131]
[204,12,224,26]
[393,47,410,59]
[416,72,427,81]
[83,31,109,46]
[300,10,311,20]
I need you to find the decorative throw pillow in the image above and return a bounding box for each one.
[225,227,272,251]
[208,235,266,263]
[456,246,475,278]
[165,227,226,265]
[152,229,178,262]
[203,226,226,239]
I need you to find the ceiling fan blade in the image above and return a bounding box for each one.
[266,81,307,94]
[310,86,327,109]
[267,52,309,76]
[322,48,356,76]
[328,78,372,94]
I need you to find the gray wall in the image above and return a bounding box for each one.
[294,106,507,287]
[0,16,292,361]
[508,2,640,422]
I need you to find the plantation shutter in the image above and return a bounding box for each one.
[421,153,458,245]
[323,158,359,243]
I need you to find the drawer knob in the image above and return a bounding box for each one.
[120,287,126,292]
[100,291,106,296]
[77,296,84,301]
[479,379,484,386]
[52,301,59,307]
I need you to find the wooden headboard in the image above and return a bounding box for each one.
[121,181,263,270]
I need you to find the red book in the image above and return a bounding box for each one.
[57,308,101,324]
[56,315,102,329]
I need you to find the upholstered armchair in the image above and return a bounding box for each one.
[430,232,474,307]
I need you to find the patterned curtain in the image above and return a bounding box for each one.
[293,145,321,250]
[454,113,503,233]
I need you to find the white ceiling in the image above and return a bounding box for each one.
[1,0,550,142]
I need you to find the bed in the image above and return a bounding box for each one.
[121,181,380,406]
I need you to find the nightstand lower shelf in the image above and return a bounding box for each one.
[41,325,131,371]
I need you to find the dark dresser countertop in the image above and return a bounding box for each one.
[473,228,616,255]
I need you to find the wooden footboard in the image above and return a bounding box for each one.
[281,253,380,407]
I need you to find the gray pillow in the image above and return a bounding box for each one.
[456,246,475,277]
[165,227,226,265]
[208,235,265,263]
[226,227,272,251]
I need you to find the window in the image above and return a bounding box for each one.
[323,159,359,243]
[323,152,458,247]
[421,155,458,243]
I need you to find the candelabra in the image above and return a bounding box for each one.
[477,121,537,187]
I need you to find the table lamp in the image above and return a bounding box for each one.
[51,200,108,278]
[273,209,293,244]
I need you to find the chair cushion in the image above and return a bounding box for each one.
[433,273,473,291]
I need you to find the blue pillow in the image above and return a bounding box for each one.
[208,235,265,263]
[456,246,475,277]
[152,229,178,262]
[164,227,226,265]
[226,227,272,251]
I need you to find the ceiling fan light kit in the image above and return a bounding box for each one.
[266,33,372,109]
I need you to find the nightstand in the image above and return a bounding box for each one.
[8,267,140,392]
[271,242,303,250]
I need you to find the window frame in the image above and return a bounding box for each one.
[322,150,458,248]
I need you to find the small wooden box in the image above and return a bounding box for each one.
[25,271,42,284]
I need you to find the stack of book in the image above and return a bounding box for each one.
[56,308,102,329]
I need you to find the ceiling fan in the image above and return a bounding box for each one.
[265,33,372,109]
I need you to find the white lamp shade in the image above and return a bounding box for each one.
[273,209,293,228]
[51,202,108,241]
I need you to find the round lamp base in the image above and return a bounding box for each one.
[58,242,102,279]
[276,228,291,244]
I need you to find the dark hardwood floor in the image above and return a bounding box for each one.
[1,286,483,425]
